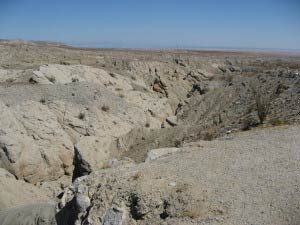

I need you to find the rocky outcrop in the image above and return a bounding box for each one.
[0,64,177,185]
[0,100,74,183]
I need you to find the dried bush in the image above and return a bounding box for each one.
[101,105,110,112]
[241,117,258,131]
[132,171,142,180]
[269,118,288,126]
[48,76,56,83]
[250,80,275,124]
[109,72,116,78]
[203,127,217,141]
[255,93,271,124]
[72,77,79,83]
[182,209,200,219]
[6,78,14,83]
[174,139,182,147]
[40,98,46,104]
[78,112,85,120]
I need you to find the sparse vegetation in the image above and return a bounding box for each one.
[40,98,46,104]
[203,127,217,141]
[109,72,116,78]
[48,76,56,83]
[176,184,189,193]
[78,112,85,120]
[174,139,182,147]
[101,161,111,169]
[59,60,70,65]
[29,77,37,84]
[269,118,288,126]
[132,171,142,180]
[255,93,271,124]
[101,105,110,112]
[182,209,200,219]
[72,77,79,82]
[241,117,258,131]
[220,74,233,83]
[250,80,275,124]
[6,78,14,83]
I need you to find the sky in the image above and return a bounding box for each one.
[0,0,299,49]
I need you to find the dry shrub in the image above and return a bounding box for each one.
[219,74,233,83]
[255,93,271,124]
[174,139,182,147]
[6,78,14,83]
[269,118,288,126]
[132,171,142,180]
[59,61,70,65]
[182,209,200,219]
[101,161,111,169]
[176,184,189,193]
[203,127,217,141]
[40,98,46,104]
[72,77,79,83]
[109,72,116,78]
[250,80,275,124]
[241,117,258,131]
[48,76,56,83]
[78,112,85,120]
[101,105,110,112]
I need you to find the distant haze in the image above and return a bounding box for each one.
[0,0,299,50]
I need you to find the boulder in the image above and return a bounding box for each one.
[166,116,178,126]
[73,136,112,180]
[103,207,127,225]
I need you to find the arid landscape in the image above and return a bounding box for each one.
[0,40,300,225]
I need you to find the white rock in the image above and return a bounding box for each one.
[76,195,90,212]
[166,116,178,126]
[145,147,180,162]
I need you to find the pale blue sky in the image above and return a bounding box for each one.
[0,0,299,49]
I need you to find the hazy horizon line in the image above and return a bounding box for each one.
[2,38,300,54]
